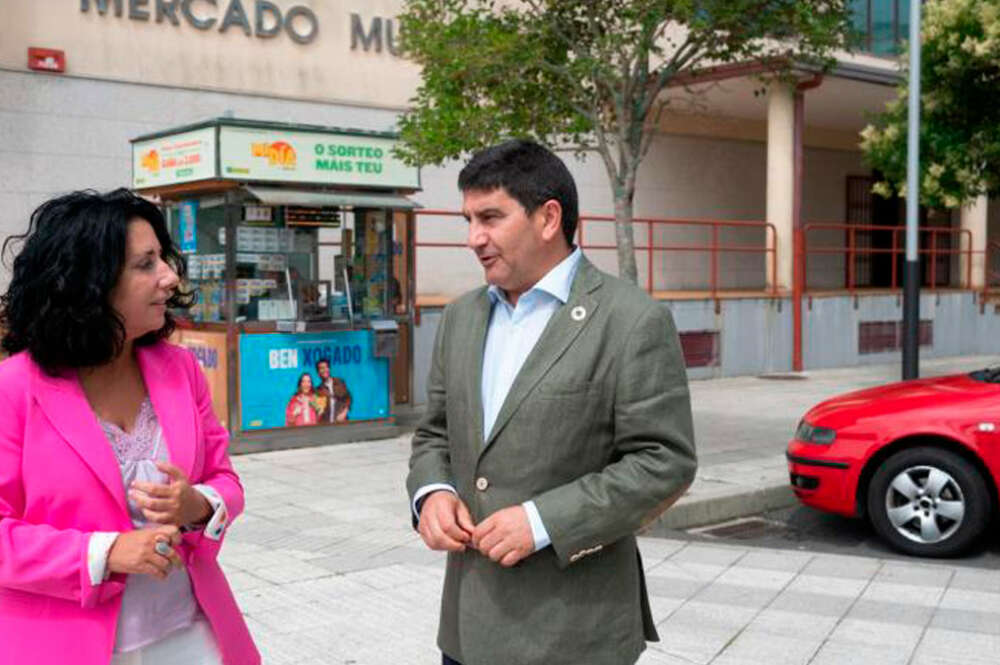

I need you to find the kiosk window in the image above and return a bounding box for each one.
[171,202,397,323]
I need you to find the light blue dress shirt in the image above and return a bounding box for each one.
[481,247,582,551]
[413,247,583,553]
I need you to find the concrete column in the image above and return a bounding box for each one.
[766,84,796,292]
[960,195,988,289]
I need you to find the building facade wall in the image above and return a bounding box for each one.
[1,0,417,108]
[0,69,402,288]
[412,139,867,298]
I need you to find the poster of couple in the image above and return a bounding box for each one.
[239,331,389,431]
[285,368,351,426]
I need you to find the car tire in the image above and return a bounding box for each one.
[867,446,990,558]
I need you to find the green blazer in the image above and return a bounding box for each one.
[407,257,697,665]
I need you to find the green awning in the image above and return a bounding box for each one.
[245,186,421,209]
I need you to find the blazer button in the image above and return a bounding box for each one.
[475,477,489,491]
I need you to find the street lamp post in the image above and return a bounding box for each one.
[902,0,922,380]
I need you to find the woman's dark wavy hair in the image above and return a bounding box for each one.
[0,188,194,374]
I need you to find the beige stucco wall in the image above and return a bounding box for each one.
[0,0,419,109]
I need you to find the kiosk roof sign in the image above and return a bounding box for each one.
[130,118,420,191]
[132,126,216,189]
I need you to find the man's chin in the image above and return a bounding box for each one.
[484,268,510,289]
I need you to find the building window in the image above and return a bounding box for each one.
[679,331,720,368]
[849,0,911,56]
[859,319,933,354]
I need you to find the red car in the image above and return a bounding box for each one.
[787,366,1000,557]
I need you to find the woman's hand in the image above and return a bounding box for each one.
[106,525,183,580]
[130,462,212,527]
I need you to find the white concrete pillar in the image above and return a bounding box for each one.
[766,84,796,292]
[960,195,988,289]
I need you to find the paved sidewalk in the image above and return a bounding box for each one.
[222,440,1000,665]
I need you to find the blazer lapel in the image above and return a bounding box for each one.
[465,289,491,449]
[138,345,195,479]
[32,368,130,515]
[481,258,603,453]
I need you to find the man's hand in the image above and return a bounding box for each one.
[130,462,212,527]
[418,491,475,552]
[106,525,183,580]
[472,506,535,568]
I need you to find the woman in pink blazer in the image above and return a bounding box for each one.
[0,190,259,665]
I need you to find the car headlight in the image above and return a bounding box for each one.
[795,420,837,445]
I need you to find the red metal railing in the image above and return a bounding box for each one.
[802,222,975,292]
[414,210,778,303]
[984,241,1000,303]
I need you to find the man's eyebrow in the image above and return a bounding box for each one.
[467,207,503,218]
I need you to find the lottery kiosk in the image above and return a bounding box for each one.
[130,118,420,448]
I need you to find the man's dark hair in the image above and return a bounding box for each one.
[316,358,330,371]
[0,188,193,374]
[458,139,579,245]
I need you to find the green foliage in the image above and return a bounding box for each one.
[397,0,850,167]
[861,0,1000,208]
[396,0,850,282]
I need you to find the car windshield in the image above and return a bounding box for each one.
[969,366,1000,383]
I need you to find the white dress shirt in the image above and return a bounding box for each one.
[414,247,583,552]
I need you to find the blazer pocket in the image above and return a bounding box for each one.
[536,380,600,398]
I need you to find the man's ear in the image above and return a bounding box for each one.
[538,199,564,244]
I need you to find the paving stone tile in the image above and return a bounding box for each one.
[747,608,839,640]
[713,630,821,665]
[800,554,881,580]
[786,573,869,599]
[810,640,910,665]
[223,570,273,593]
[252,559,333,584]
[715,566,797,590]
[735,549,813,573]
[693,581,780,609]
[827,618,924,649]
[939,588,1000,614]
[645,574,705,600]
[644,559,729,583]
[847,598,936,626]
[647,596,685,624]
[669,543,746,567]
[637,536,688,563]
[911,628,1000,665]
[862,581,947,608]
[874,562,954,588]
[636,645,702,665]
[342,563,437,591]
[948,568,1000,594]
[928,607,1000,635]
[655,616,744,665]
[768,589,856,618]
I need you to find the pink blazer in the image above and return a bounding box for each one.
[0,341,260,665]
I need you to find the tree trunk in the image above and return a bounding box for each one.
[613,183,639,285]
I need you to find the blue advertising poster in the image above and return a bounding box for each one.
[177,200,198,254]
[239,331,389,430]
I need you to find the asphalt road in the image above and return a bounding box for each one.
[666,504,1000,570]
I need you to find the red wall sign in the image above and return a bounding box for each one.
[27,48,66,73]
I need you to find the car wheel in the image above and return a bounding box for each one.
[867,446,990,557]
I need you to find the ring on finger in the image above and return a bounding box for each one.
[154,540,172,556]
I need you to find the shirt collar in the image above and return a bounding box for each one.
[488,247,583,306]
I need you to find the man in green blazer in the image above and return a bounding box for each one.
[407,140,697,665]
